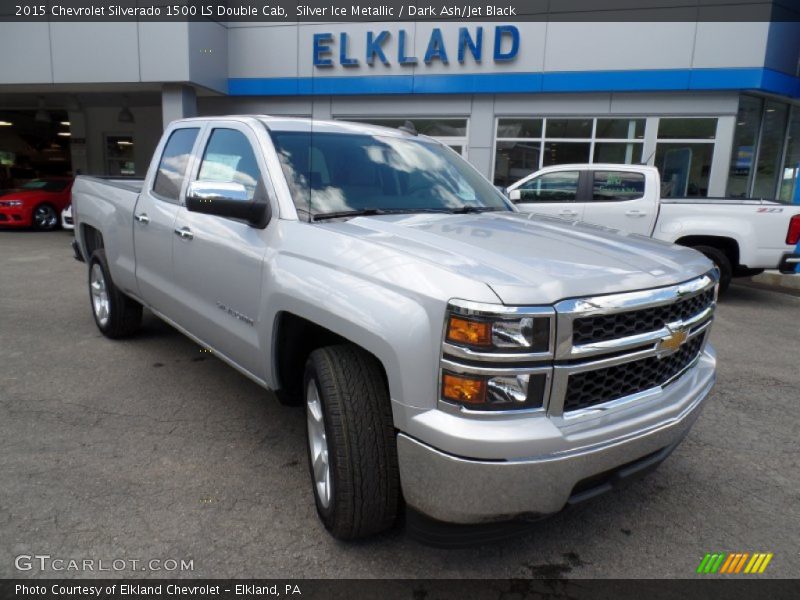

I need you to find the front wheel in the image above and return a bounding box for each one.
[32,203,59,231]
[88,249,143,338]
[303,345,400,540]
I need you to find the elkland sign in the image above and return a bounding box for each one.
[312,25,520,68]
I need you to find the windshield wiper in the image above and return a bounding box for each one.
[312,208,450,221]
[449,206,503,214]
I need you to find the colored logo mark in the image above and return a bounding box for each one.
[696,552,773,574]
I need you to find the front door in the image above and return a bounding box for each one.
[508,169,586,221]
[170,122,275,377]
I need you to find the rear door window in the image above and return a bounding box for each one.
[153,128,200,202]
[592,171,645,201]
[517,171,580,202]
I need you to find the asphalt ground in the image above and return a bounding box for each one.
[1,230,798,579]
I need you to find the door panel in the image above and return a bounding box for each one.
[171,210,269,375]
[133,126,201,317]
[582,169,657,235]
[170,123,273,377]
[510,170,585,221]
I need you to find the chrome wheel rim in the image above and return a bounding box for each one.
[34,205,57,229]
[306,380,332,509]
[90,263,110,327]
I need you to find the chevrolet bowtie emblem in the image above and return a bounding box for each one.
[658,327,688,355]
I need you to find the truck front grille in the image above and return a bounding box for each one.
[572,288,715,345]
[552,273,717,416]
[563,335,704,412]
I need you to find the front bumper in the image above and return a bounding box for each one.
[778,253,800,274]
[398,349,715,524]
[0,207,31,227]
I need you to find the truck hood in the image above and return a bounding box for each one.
[324,212,712,305]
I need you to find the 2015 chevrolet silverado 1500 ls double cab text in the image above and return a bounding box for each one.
[72,116,719,542]
[507,164,800,292]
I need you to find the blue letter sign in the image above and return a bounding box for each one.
[313,33,334,67]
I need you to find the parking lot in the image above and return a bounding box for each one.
[1,230,798,579]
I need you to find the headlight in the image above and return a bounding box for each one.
[444,300,553,355]
[441,367,549,411]
[440,300,554,412]
[2,200,24,207]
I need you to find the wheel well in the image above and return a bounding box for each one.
[675,235,740,267]
[81,225,104,258]
[273,312,389,400]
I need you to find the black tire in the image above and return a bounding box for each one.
[303,344,400,540]
[88,249,143,338]
[692,245,732,294]
[32,203,59,231]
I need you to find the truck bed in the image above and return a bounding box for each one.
[72,175,144,295]
[661,197,787,206]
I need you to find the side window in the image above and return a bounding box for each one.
[518,171,580,202]
[197,128,261,201]
[152,128,200,201]
[592,170,645,201]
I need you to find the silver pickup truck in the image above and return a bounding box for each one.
[72,116,718,541]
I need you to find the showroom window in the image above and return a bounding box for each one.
[779,106,800,203]
[104,134,136,177]
[654,118,717,198]
[726,96,799,201]
[493,117,644,187]
[342,118,468,157]
[726,96,762,198]
[752,101,790,200]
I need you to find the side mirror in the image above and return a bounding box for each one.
[508,189,521,202]
[185,181,269,227]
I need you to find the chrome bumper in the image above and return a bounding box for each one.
[398,349,715,524]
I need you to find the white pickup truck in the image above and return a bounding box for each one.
[72,116,720,543]
[507,164,800,291]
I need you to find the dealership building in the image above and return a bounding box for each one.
[0,14,799,203]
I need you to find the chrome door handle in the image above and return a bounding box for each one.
[134,213,150,224]
[559,210,578,217]
[625,210,646,218]
[174,227,194,240]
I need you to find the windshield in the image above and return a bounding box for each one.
[269,131,512,219]
[20,179,69,192]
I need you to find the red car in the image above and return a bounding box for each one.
[0,178,73,231]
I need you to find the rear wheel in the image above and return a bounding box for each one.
[303,345,400,540]
[88,249,142,338]
[693,245,732,294]
[32,203,59,231]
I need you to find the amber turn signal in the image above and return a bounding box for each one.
[442,372,487,405]
[446,316,492,347]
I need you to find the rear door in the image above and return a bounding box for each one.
[170,121,275,377]
[133,125,202,317]
[508,169,586,222]
[582,168,657,235]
